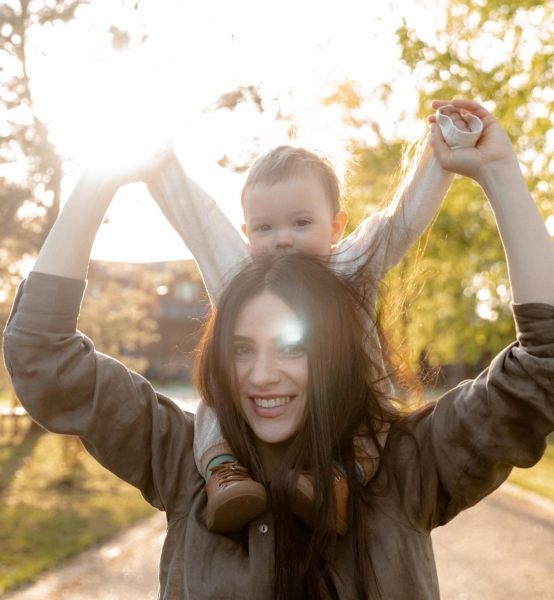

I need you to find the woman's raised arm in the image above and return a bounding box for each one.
[429,98,554,306]
[33,152,172,279]
[33,173,119,279]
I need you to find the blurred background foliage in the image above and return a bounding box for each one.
[214,0,554,379]
[386,0,554,370]
[0,0,154,396]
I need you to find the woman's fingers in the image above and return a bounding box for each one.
[118,143,175,187]
[428,99,519,181]
[428,120,481,177]
[431,98,492,121]
[428,122,452,158]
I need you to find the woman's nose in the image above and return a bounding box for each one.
[249,353,280,386]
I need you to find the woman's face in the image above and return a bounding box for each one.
[233,290,309,446]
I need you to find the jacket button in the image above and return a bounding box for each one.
[259,524,268,534]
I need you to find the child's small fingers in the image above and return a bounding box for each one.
[449,98,491,119]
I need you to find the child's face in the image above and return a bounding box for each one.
[241,176,347,258]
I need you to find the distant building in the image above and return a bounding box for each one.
[88,259,209,382]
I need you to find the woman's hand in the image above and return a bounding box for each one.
[429,99,554,306]
[428,99,518,184]
[33,143,176,280]
[84,143,175,191]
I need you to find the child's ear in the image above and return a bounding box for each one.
[331,211,348,244]
[241,224,251,248]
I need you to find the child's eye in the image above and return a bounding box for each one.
[255,224,271,232]
[295,219,311,227]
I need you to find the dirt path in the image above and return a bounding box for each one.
[1,511,165,600]
[433,483,554,600]
[3,483,554,599]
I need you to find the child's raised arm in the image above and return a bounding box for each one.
[333,104,483,281]
[148,154,250,305]
[429,99,554,305]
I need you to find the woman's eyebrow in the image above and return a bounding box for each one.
[232,334,252,342]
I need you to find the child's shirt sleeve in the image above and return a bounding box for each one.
[331,108,483,282]
[149,156,251,306]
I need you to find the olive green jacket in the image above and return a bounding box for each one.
[3,272,554,599]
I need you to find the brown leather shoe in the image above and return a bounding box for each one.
[292,465,349,536]
[206,462,268,533]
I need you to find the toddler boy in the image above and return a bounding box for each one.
[149,105,482,533]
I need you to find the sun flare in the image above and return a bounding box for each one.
[26,0,431,262]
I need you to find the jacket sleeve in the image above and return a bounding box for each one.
[148,155,251,305]
[332,108,483,281]
[391,302,554,531]
[2,272,198,520]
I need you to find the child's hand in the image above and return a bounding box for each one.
[428,99,518,184]
[438,105,471,132]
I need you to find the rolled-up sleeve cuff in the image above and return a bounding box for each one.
[512,302,554,354]
[6,272,87,335]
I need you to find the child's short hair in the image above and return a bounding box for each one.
[241,145,342,214]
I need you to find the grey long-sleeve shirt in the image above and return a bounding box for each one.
[3,272,554,598]
[149,108,483,305]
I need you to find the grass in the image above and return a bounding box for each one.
[507,443,554,503]
[0,431,156,594]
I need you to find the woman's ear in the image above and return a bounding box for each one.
[331,211,348,244]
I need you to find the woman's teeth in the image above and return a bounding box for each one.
[253,397,292,408]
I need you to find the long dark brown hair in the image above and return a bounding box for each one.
[194,253,408,599]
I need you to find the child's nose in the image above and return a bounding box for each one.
[274,230,293,249]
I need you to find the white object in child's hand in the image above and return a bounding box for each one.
[434,105,483,149]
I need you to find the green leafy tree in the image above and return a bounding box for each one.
[0,0,90,402]
[0,1,152,397]
[324,2,554,378]
[392,0,554,369]
[0,0,83,272]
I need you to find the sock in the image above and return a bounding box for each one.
[333,461,348,479]
[354,461,364,484]
[206,454,237,481]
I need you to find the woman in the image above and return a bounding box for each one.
[3,99,554,599]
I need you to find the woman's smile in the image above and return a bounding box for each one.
[251,395,294,417]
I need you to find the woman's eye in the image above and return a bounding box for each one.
[280,343,305,355]
[234,345,253,357]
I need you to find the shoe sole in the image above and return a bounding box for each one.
[207,490,268,533]
[292,475,348,536]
